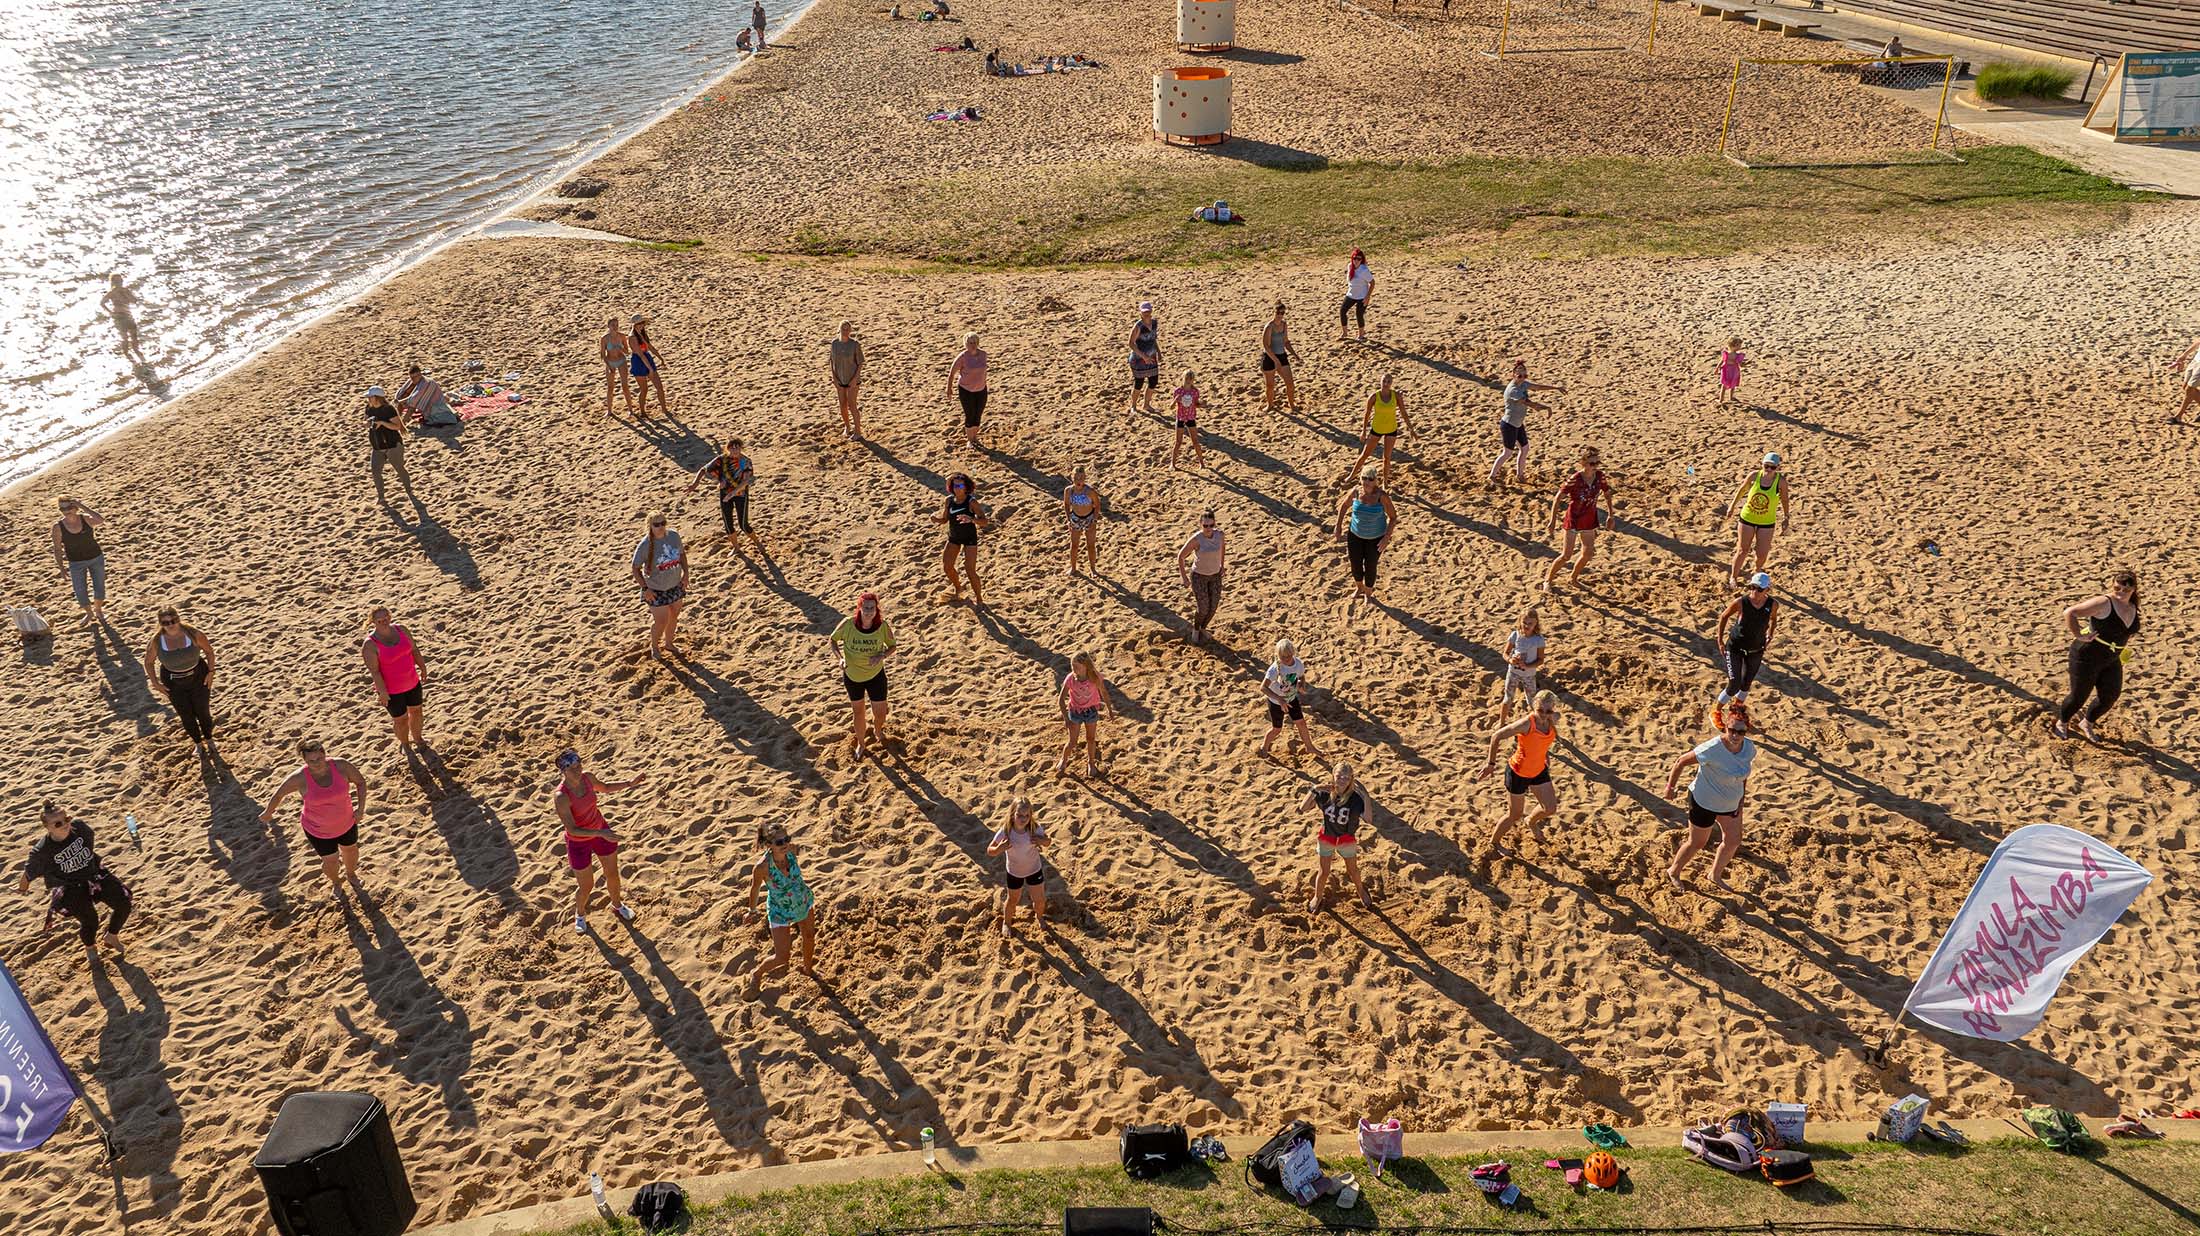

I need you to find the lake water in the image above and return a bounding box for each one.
[0,0,784,489]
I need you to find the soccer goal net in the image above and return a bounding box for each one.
[1719,55,1960,168]
[1480,0,1660,58]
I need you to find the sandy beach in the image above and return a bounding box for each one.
[2,0,2196,1232]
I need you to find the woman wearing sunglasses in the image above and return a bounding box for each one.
[1662,710,1758,890]
[17,802,132,956]
[631,513,688,659]
[141,606,219,755]
[1726,451,1792,586]
[735,823,817,997]
[934,473,992,605]
[553,749,645,932]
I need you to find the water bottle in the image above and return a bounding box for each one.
[920,1127,936,1166]
[589,1172,610,1218]
[124,813,140,845]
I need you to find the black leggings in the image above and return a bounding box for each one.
[1722,643,1764,701]
[2060,643,2124,724]
[1347,534,1381,588]
[162,662,215,743]
[718,493,751,533]
[56,879,132,945]
[1339,295,1367,330]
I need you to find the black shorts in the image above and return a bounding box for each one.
[1132,371,1159,389]
[1260,353,1281,372]
[305,824,359,857]
[843,671,887,702]
[1500,421,1527,450]
[1505,766,1553,795]
[383,683,424,717]
[957,388,987,427]
[1687,793,1738,831]
[1004,868,1047,890]
[1266,698,1303,727]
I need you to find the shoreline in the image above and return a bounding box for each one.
[0,1,819,501]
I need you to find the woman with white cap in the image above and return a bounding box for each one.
[1725,452,1792,585]
[1127,302,1162,415]
[1714,573,1779,727]
[364,385,412,500]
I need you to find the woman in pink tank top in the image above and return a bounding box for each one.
[259,738,369,894]
[554,749,647,932]
[362,606,428,752]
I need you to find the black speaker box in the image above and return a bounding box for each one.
[1064,1206,1155,1236]
[253,1092,417,1236]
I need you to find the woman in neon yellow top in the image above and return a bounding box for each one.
[1352,373,1414,486]
[1726,450,1793,585]
[830,592,896,758]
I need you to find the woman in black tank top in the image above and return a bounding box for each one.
[2057,569,2140,740]
[933,474,991,605]
[1715,577,1780,722]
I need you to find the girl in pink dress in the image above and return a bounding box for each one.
[1716,336,1746,406]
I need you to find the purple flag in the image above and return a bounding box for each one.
[0,960,79,1152]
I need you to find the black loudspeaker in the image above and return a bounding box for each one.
[1064,1207,1155,1236]
[253,1092,417,1236]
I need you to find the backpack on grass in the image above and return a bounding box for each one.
[1683,1122,1758,1173]
[627,1181,687,1233]
[1120,1122,1189,1179]
[1758,1148,1815,1187]
[1246,1120,1315,1190]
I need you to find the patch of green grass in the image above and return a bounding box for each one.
[1976,62,2079,103]
[790,146,2145,269]
[541,1140,2200,1236]
[625,238,706,253]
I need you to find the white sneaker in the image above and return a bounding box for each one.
[613,904,635,924]
[574,915,588,933]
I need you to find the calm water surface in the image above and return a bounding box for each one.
[0,0,780,487]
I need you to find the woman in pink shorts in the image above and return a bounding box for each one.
[554,749,647,932]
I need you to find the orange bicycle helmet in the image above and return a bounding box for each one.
[1583,1150,1620,1190]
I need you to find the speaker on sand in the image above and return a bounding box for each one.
[253,1091,417,1236]
[1064,1207,1155,1236]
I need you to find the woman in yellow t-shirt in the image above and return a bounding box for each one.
[830,592,897,758]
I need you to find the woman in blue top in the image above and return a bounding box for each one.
[1662,710,1757,890]
[1333,463,1396,601]
[735,822,817,997]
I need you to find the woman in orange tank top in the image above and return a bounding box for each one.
[1478,690,1561,856]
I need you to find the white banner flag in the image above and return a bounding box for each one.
[1903,824,2152,1041]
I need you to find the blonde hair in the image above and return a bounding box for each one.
[963,332,979,347]
[1518,606,1541,635]
[1006,796,1036,830]
[1070,651,1098,680]
[1359,463,1381,482]
[1275,638,1297,661]
[1533,690,1557,712]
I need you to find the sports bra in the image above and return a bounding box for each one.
[156,632,204,675]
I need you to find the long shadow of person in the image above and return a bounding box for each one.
[337,893,477,1128]
[664,658,833,795]
[591,924,760,1148]
[1029,931,1245,1119]
[392,508,482,592]
[204,774,292,923]
[414,757,522,910]
[88,958,183,1220]
[88,618,162,736]
[743,978,940,1151]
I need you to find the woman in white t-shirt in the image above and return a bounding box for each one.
[1259,638,1328,762]
[1338,248,1375,342]
[986,797,1050,934]
[630,513,688,659]
[1662,710,1758,890]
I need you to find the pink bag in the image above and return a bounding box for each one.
[1356,1117,1403,1176]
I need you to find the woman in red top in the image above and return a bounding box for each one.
[1545,446,1614,589]
[554,749,647,933]
[361,606,427,752]
[1478,690,1560,855]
